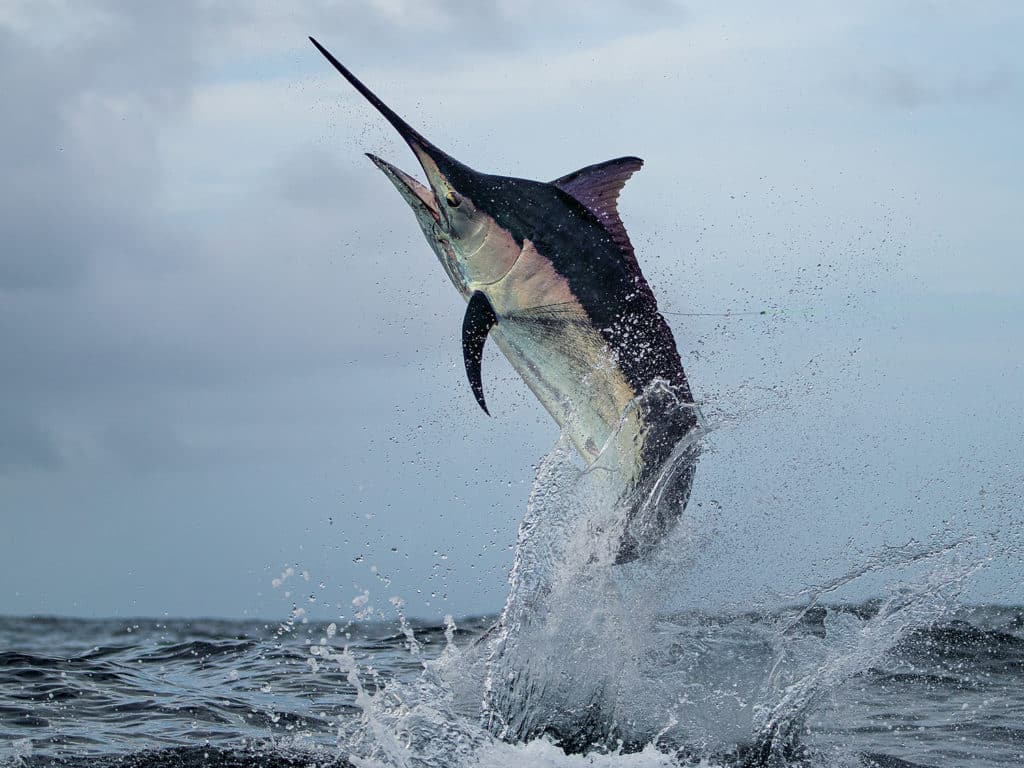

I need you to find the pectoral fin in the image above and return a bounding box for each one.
[462,290,498,415]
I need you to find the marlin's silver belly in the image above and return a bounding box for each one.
[472,239,645,480]
[491,322,637,457]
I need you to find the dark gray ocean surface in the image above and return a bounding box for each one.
[2,606,1023,768]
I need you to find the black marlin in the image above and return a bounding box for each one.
[311,38,698,564]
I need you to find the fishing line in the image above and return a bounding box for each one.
[507,299,774,319]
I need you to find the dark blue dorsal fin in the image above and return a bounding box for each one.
[462,290,498,416]
[551,156,643,260]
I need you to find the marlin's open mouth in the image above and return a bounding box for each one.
[366,153,440,223]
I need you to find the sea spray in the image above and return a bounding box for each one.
[481,384,705,749]
[748,536,987,765]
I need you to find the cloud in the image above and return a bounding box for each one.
[197,0,687,75]
[0,409,61,473]
[843,67,1014,110]
[0,5,203,471]
[0,0,467,475]
[274,146,367,209]
[0,2,202,291]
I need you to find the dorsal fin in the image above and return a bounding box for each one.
[462,290,498,416]
[551,156,643,260]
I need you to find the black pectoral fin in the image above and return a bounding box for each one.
[462,291,498,416]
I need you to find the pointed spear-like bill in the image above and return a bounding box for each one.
[309,37,464,218]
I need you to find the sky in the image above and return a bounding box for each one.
[1,1,1022,620]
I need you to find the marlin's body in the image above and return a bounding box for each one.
[311,38,698,563]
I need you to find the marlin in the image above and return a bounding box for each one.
[311,38,699,564]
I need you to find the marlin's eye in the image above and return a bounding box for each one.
[445,190,461,208]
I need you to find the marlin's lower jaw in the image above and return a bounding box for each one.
[366,153,439,223]
[369,153,473,293]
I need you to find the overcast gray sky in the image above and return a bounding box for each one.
[2,1,1022,620]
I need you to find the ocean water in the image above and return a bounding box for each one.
[2,605,1024,767]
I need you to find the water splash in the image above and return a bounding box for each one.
[750,536,988,765]
[480,383,704,749]
[313,429,1023,768]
